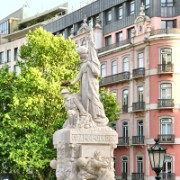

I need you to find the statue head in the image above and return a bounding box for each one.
[61,89,70,94]
[77,46,88,54]
[61,89,70,99]
[76,46,88,60]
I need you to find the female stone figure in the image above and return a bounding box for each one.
[70,44,108,126]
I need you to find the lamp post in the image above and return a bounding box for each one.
[148,138,166,180]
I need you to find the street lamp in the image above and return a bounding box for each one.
[148,138,166,180]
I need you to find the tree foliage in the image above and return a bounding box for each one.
[0,27,119,180]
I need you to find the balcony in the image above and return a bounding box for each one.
[160,173,175,180]
[99,72,130,87]
[150,28,180,36]
[158,134,175,143]
[132,173,144,180]
[118,137,129,146]
[158,99,174,108]
[132,102,145,112]
[133,68,145,79]
[122,104,128,113]
[158,64,174,74]
[132,136,145,145]
[121,172,127,180]
[98,39,131,53]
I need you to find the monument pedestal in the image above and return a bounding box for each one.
[53,127,118,180]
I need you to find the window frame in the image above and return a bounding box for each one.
[122,156,128,174]
[136,155,143,173]
[100,63,106,78]
[105,9,112,24]
[160,48,172,64]
[111,59,118,75]
[116,31,123,43]
[160,83,172,99]
[130,0,135,15]
[7,49,11,63]
[160,118,172,135]
[122,89,128,106]
[161,0,174,7]
[123,57,129,72]
[0,51,4,64]
[117,5,123,20]
[161,20,176,28]
[105,35,112,46]
[137,86,144,102]
[137,120,143,136]
[122,121,128,138]
[137,52,144,68]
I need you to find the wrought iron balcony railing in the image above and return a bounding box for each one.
[158,99,174,108]
[98,39,131,53]
[99,72,130,87]
[158,64,174,74]
[150,28,180,36]
[121,172,127,180]
[158,134,175,143]
[133,68,145,79]
[132,102,145,112]
[132,136,144,145]
[160,173,175,180]
[118,137,129,146]
[122,104,128,113]
[132,173,144,180]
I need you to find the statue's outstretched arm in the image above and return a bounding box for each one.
[71,70,82,85]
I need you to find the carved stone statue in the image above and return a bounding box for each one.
[70,45,108,126]
[61,89,95,129]
[52,26,118,180]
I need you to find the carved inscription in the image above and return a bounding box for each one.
[71,134,117,144]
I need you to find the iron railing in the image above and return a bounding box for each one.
[118,137,129,146]
[150,28,180,36]
[121,172,128,180]
[158,64,174,73]
[160,173,175,180]
[98,39,131,53]
[132,136,144,144]
[133,68,145,79]
[132,173,144,180]
[158,134,175,143]
[158,99,174,108]
[132,102,145,112]
[99,72,130,87]
[122,104,128,113]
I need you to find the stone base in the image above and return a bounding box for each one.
[53,127,118,180]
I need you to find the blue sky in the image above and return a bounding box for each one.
[1,0,84,19]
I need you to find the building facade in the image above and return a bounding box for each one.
[1,0,180,180]
[44,0,180,179]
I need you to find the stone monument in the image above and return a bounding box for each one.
[51,29,118,180]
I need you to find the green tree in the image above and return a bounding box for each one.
[0,27,119,180]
